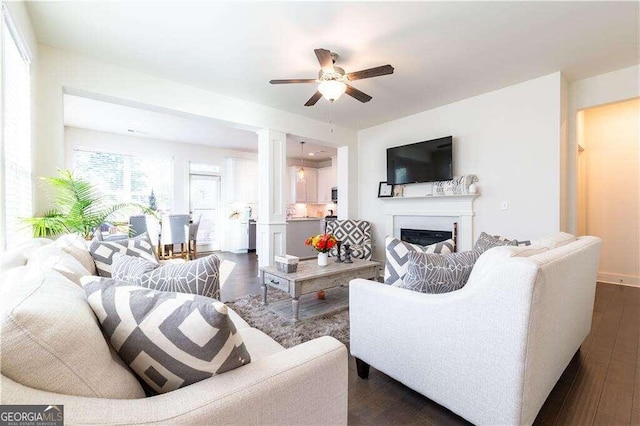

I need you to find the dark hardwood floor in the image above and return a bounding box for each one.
[205,251,640,425]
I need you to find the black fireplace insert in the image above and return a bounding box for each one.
[400,229,453,246]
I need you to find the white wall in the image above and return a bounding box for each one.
[566,65,640,234]
[358,73,563,261]
[35,45,358,214]
[580,99,639,287]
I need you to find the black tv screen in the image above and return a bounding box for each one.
[386,136,453,185]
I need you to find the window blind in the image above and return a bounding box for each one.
[1,7,32,248]
[72,149,173,215]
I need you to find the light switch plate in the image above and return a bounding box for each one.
[501,201,509,211]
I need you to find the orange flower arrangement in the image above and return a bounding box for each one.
[304,233,337,253]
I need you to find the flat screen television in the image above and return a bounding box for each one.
[386,136,453,185]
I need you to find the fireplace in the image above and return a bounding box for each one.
[401,229,453,246]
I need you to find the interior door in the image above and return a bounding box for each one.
[189,174,221,252]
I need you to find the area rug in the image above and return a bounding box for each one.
[227,289,349,348]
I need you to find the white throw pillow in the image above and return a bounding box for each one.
[0,268,145,399]
[52,233,96,275]
[27,245,91,285]
[533,232,576,250]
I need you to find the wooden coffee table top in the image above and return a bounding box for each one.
[261,258,380,281]
[260,258,381,321]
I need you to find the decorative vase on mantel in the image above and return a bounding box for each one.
[317,252,329,267]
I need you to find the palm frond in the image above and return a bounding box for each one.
[22,209,69,237]
[24,169,151,240]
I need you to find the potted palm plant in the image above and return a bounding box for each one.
[24,169,147,240]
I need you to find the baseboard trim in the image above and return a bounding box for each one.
[598,272,639,287]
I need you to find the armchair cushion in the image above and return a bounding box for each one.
[89,232,158,277]
[111,254,220,299]
[384,236,455,286]
[82,278,251,395]
[397,250,481,294]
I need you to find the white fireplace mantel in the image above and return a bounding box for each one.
[382,194,478,251]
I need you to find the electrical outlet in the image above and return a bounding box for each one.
[501,201,509,211]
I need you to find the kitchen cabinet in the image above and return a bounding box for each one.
[288,166,317,203]
[227,158,258,203]
[317,166,334,203]
[286,219,323,258]
[228,219,249,253]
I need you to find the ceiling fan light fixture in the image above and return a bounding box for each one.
[318,80,347,102]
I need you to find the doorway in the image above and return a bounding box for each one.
[576,98,640,286]
[190,173,221,252]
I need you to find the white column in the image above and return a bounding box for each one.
[337,145,358,219]
[256,129,287,268]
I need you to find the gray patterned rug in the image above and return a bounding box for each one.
[226,289,349,348]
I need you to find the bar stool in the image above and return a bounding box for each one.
[160,214,190,259]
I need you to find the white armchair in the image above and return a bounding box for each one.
[349,236,601,425]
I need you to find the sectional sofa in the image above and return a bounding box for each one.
[0,235,348,425]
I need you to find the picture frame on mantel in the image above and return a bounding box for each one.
[378,181,394,198]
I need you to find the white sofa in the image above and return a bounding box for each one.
[1,236,348,425]
[349,234,602,425]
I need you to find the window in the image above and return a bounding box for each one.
[1,5,32,248]
[72,149,173,215]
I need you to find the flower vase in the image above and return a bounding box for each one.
[317,252,329,267]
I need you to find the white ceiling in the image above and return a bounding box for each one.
[63,95,336,160]
[30,2,639,130]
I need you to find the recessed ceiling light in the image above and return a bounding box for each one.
[308,152,315,156]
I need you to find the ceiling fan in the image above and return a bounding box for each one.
[269,48,394,106]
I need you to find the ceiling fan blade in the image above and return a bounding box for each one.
[345,85,372,103]
[269,79,317,84]
[304,91,323,107]
[346,64,394,81]
[314,48,335,74]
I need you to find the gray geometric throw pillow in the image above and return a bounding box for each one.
[473,232,519,254]
[384,236,455,286]
[112,254,221,299]
[493,235,531,247]
[89,232,158,277]
[111,253,159,283]
[397,250,482,294]
[83,278,251,395]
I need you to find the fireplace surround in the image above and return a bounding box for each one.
[382,195,478,251]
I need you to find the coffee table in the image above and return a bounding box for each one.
[260,258,380,321]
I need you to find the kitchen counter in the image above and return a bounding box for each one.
[286,218,323,259]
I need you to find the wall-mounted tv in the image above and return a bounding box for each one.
[386,136,453,185]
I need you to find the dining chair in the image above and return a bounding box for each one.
[188,213,202,260]
[160,214,190,259]
[129,215,148,237]
[129,214,160,249]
